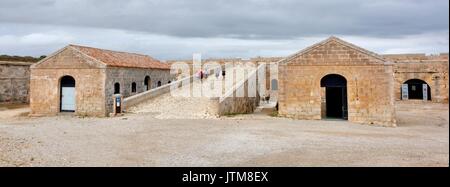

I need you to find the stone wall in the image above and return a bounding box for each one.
[105,67,173,114]
[0,61,32,103]
[394,62,448,103]
[30,68,107,117]
[279,65,396,126]
[218,65,261,115]
[383,53,448,61]
[30,47,107,117]
[123,75,191,112]
[390,56,449,103]
[278,38,396,126]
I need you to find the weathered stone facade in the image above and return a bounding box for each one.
[105,67,173,114]
[0,61,33,103]
[30,45,171,117]
[383,54,449,103]
[278,37,396,126]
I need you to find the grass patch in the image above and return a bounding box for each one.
[223,113,240,117]
[269,110,279,117]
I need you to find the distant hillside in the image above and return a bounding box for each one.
[0,55,46,62]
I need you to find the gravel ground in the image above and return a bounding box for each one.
[0,102,448,167]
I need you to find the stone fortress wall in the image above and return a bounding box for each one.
[0,61,33,103]
[383,53,449,103]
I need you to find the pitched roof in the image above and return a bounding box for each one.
[280,36,387,64]
[69,44,170,69]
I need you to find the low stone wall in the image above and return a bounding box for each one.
[218,92,260,115]
[123,76,192,112]
[0,61,33,103]
[218,65,262,115]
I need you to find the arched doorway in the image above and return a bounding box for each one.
[402,79,431,100]
[144,76,151,91]
[320,74,348,119]
[60,76,76,112]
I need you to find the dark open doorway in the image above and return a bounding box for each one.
[403,79,431,100]
[114,82,120,94]
[144,76,151,91]
[326,87,345,118]
[321,74,348,120]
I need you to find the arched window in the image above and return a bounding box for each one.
[131,82,137,93]
[157,81,162,87]
[114,83,120,94]
[168,81,172,84]
[271,79,278,90]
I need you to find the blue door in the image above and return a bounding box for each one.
[61,87,75,111]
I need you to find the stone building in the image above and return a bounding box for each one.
[0,61,33,103]
[30,45,172,117]
[278,37,397,126]
[384,53,449,103]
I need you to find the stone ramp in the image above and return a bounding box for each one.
[127,64,262,119]
[128,73,232,119]
[128,81,219,119]
[128,73,228,119]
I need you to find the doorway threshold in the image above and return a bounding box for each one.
[58,112,75,116]
[322,117,347,121]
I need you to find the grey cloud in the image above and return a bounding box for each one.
[0,1,448,59]
[0,0,448,39]
[0,23,447,60]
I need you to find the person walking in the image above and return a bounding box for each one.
[204,70,209,79]
[215,70,220,78]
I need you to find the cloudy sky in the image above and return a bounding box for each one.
[0,0,448,60]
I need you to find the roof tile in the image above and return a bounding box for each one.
[70,45,170,69]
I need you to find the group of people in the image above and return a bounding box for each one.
[195,69,209,80]
[196,69,226,80]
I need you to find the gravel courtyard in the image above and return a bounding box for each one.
[0,102,448,167]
